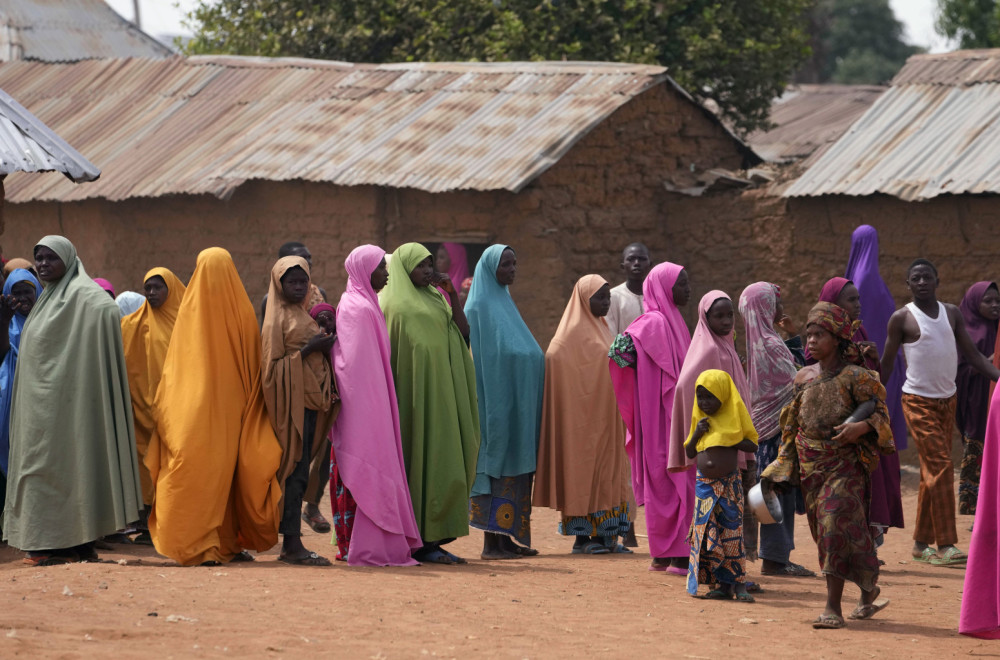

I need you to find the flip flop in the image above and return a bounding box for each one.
[930,547,967,566]
[745,581,764,593]
[812,614,846,629]
[735,591,756,603]
[415,548,454,565]
[230,550,255,563]
[701,589,733,600]
[611,544,633,554]
[22,554,73,567]
[667,566,687,576]
[761,562,815,577]
[848,598,890,620]
[278,551,332,567]
[648,562,669,571]
[511,546,539,557]
[912,547,939,563]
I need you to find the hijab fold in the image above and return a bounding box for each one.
[4,236,142,551]
[738,282,797,440]
[332,245,421,565]
[261,257,336,486]
[535,275,628,516]
[466,245,544,490]
[121,268,186,505]
[146,247,282,565]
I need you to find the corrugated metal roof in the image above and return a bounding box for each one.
[0,56,750,202]
[0,0,172,62]
[786,50,1000,200]
[0,86,99,181]
[748,84,885,163]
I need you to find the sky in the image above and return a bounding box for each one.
[107,0,956,54]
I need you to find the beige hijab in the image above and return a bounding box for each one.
[261,256,338,485]
[534,275,630,516]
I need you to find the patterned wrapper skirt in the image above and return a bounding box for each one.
[687,469,747,595]
[558,501,632,548]
[329,447,357,561]
[469,473,533,547]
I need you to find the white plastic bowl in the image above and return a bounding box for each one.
[748,482,784,524]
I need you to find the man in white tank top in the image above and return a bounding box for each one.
[882,259,1000,567]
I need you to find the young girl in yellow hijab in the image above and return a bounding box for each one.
[683,369,758,602]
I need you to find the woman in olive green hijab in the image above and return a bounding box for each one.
[3,236,142,565]
[380,243,480,565]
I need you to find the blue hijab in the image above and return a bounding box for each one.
[0,268,41,473]
[465,245,545,492]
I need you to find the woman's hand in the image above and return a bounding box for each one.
[832,420,870,444]
[301,331,336,357]
[0,295,17,325]
[432,272,456,295]
[775,315,798,336]
[859,341,879,363]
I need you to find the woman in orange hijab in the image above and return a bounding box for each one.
[121,268,186,542]
[261,256,338,565]
[146,248,282,566]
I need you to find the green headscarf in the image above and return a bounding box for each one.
[3,236,142,550]
[380,243,480,544]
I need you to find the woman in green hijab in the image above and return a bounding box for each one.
[3,236,142,565]
[380,243,480,565]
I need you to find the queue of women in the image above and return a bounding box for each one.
[3,226,1000,636]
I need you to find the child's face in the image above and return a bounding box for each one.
[696,385,722,415]
[706,298,734,337]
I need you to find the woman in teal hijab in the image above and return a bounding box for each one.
[466,245,545,560]
[3,236,142,565]
[380,242,480,565]
[0,268,41,523]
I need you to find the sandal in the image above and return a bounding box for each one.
[702,589,733,600]
[849,598,889,620]
[745,581,764,593]
[812,613,846,629]
[912,547,939,563]
[511,546,539,557]
[22,554,73,567]
[611,544,633,554]
[735,591,756,603]
[230,550,255,563]
[761,562,815,577]
[573,540,611,555]
[439,549,468,565]
[277,551,332,567]
[930,547,967,566]
[301,511,331,534]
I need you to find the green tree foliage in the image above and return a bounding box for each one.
[182,0,812,135]
[795,0,922,84]
[936,0,1000,48]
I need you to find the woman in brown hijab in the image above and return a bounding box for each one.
[535,275,633,554]
[261,256,339,565]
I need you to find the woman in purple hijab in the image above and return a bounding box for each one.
[956,281,1000,516]
[842,225,906,541]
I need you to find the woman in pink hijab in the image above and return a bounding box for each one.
[609,262,692,573]
[330,245,422,566]
[669,291,760,563]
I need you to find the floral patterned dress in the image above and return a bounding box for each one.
[761,364,895,591]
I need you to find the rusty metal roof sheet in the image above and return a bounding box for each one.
[0,0,171,62]
[0,86,99,181]
[0,56,750,202]
[748,84,885,163]
[786,50,1000,200]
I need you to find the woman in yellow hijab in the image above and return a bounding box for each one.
[146,248,283,566]
[121,267,186,542]
[261,256,338,566]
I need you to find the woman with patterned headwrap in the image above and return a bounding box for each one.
[381,243,479,565]
[762,302,894,629]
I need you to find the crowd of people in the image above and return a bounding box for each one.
[1,227,999,635]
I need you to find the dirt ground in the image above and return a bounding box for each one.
[0,458,994,660]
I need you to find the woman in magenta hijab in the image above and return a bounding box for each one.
[609,262,692,573]
[435,243,470,306]
[956,281,1000,516]
[816,275,905,545]
[330,245,422,566]
[962,381,1000,637]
